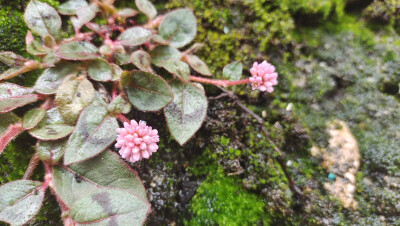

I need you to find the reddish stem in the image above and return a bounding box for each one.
[40,97,53,110]
[118,114,130,123]
[112,82,118,99]
[0,123,23,154]
[189,76,250,87]
[23,153,41,179]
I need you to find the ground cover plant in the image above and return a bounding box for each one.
[0,0,278,224]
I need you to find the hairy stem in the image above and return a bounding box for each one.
[23,153,41,179]
[190,76,250,87]
[118,114,130,123]
[0,123,23,154]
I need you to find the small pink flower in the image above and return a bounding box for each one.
[249,60,278,92]
[115,120,159,163]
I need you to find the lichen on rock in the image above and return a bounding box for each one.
[312,120,360,209]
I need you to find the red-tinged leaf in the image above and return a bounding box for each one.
[29,108,75,141]
[0,52,27,66]
[0,123,23,154]
[24,0,62,40]
[0,180,45,225]
[164,80,208,145]
[158,9,197,48]
[0,83,38,113]
[117,27,152,47]
[131,50,153,73]
[122,70,173,111]
[63,102,119,165]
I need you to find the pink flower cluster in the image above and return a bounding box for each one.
[249,60,278,92]
[115,120,159,163]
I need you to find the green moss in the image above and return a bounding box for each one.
[0,8,27,56]
[287,0,347,18]
[0,134,38,183]
[187,169,270,225]
[363,0,400,31]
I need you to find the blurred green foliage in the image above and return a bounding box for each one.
[363,0,400,31]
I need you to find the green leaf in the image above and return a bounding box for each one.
[0,52,27,66]
[163,60,190,81]
[63,103,119,165]
[135,0,157,20]
[164,80,207,145]
[117,27,152,47]
[185,54,211,76]
[0,112,21,134]
[159,9,197,48]
[152,34,169,45]
[34,62,79,94]
[43,50,61,66]
[0,83,38,113]
[131,50,153,72]
[114,52,131,65]
[29,108,75,140]
[53,151,147,208]
[70,150,147,199]
[24,0,61,39]
[107,95,130,115]
[150,45,181,67]
[118,8,138,18]
[58,41,99,60]
[56,75,95,124]
[71,4,98,30]
[36,139,66,164]
[88,58,112,82]
[123,71,173,111]
[0,180,45,226]
[23,108,46,130]
[26,35,51,56]
[58,0,89,15]
[223,61,242,81]
[70,188,149,225]
[52,167,98,207]
[111,64,123,81]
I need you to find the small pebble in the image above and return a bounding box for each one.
[328,173,336,180]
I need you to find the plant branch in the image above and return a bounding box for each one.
[216,86,303,196]
[190,76,250,87]
[23,153,41,179]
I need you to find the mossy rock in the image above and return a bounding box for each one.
[187,169,270,225]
